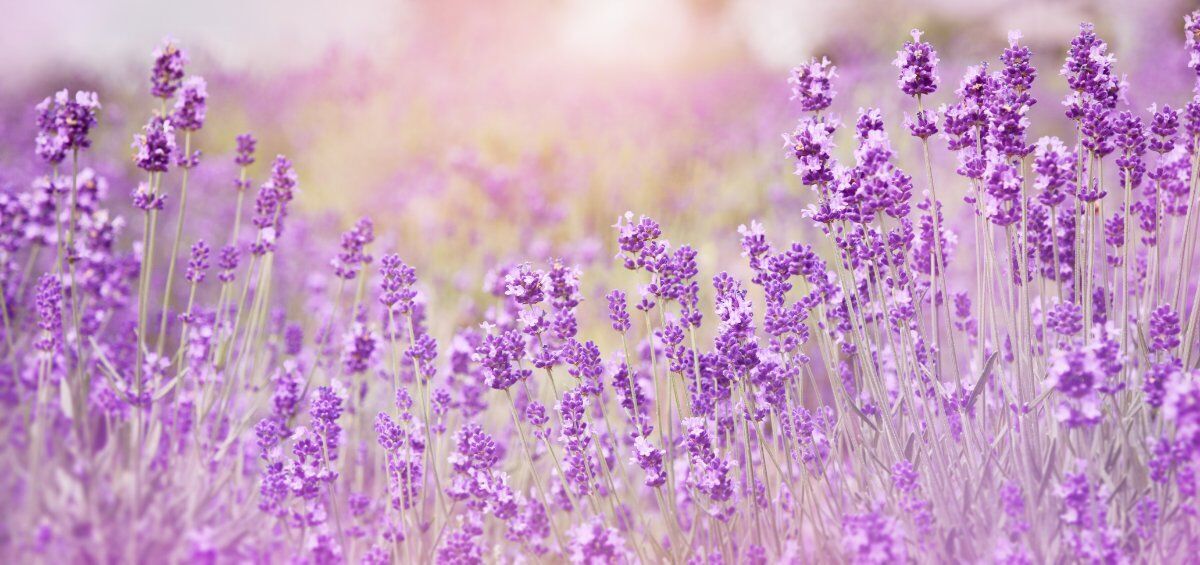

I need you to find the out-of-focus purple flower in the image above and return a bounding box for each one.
[1186,10,1200,93]
[235,133,257,167]
[1149,304,1181,352]
[1046,301,1083,336]
[1057,466,1122,563]
[788,57,837,113]
[999,481,1030,536]
[631,435,666,487]
[437,515,485,564]
[890,460,934,539]
[342,323,378,375]
[567,516,628,564]
[1135,497,1160,540]
[284,324,304,357]
[171,76,208,132]
[217,245,239,283]
[1144,358,1181,409]
[331,217,375,280]
[1048,324,1123,428]
[1166,370,1200,458]
[309,384,345,460]
[150,38,187,99]
[557,388,595,496]
[894,29,939,97]
[251,156,297,254]
[682,417,733,503]
[842,506,907,564]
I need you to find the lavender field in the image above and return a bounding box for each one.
[4,2,1200,563]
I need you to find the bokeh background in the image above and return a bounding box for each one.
[1,0,1197,332]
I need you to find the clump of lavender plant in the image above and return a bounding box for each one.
[9,15,1200,564]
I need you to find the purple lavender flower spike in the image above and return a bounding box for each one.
[132,115,177,173]
[789,57,837,113]
[235,133,257,167]
[35,90,101,165]
[185,240,210,284]
[171,76,208,132]
[894,29,939,97]
[150,37,187,99]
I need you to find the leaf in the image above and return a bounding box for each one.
[59,378,74,420]
[1037,439,1057,500]
[848,401,879,432]
[965,351,999,411]
[90,338,133,404]
[151,368,188,402]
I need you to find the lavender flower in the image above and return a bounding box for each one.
[567,517,628,564]
[894,29,939,97]
[171,76,208,131]
[342,323,378,375]
[1001,30,1036,93]
[150,38,187,99]
[842,506,907,563]
[10,23,1200,565]
[605,289,631,333]
[34,274,63,354]
[251,155,297,254]
[1186,10,1200,92]
[475,327,530,390]
[789,57,837,112]
[1033,137,1075,207]
[331,217,375,280]
[235,133,257,167]
[1062,23,1123,118]
[504,262,549,306]
[631,435,666,487]
[35,90,101,164]
[1048,325,1122,428]
[1149,304,1181,352]
[132,115,177,173]
[379,253,418,315]
[217,244,239,283]
[904,109,938,139]
[185,240,210,284]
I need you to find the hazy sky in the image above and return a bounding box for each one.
[0,0,1175,87]
[0,0,411,77]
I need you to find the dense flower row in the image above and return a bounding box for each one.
[4,12,1200,564]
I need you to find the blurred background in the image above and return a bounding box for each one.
[1,0,1197,329]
